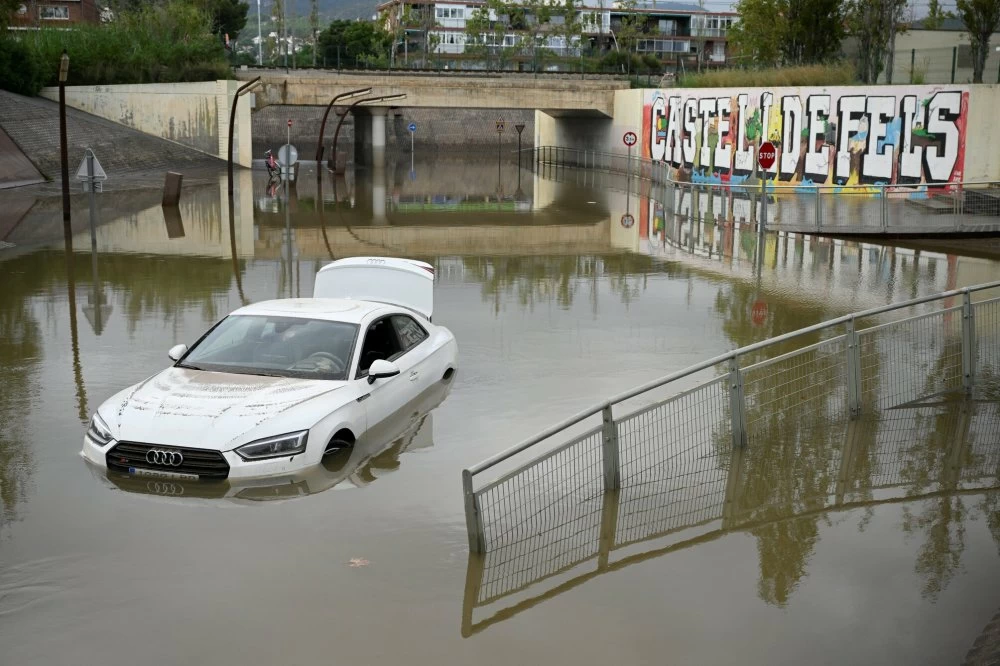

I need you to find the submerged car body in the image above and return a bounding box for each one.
[81,257,457,482]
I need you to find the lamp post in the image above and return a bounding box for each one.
[329,93,407,173]
[256,0,262,65]
[316,87,372,163]
[227,77,262,200]
[59,50,71,248]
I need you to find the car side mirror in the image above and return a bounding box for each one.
[367,359,400,384]
[168,344,188,362]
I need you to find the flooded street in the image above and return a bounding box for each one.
[1,155,999,665]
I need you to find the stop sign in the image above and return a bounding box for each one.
[751,300,768,326]
[758,141,776,170]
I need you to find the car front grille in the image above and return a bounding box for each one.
[107,442,231,480]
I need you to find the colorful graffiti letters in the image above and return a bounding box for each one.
[644,87,968,188]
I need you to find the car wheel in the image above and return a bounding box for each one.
[324,438,353,456]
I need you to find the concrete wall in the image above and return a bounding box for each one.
[39,81,253,167]
[538,85,1000,186]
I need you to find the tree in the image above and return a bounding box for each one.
[847,0,909,83]
[0,0,21,30]
[318,19,391,68]
[922,0,955,29]
[271,0,285,65]
[730,0,844,67]
[729,0,788,67]
[198,0,248,40]
[956,0,1000,83]
[465,0,515,70]
[614,0,646,57]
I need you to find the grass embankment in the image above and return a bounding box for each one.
[0,1,230,97]
[678,63,858,88]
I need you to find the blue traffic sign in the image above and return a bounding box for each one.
[408,122,417,133]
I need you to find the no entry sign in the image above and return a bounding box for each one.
[758,141,776,170]
[751,300,768,326]
[623,131,638,147]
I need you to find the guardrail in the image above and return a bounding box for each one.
[461,280,1000,553]
[529,146,1000,235]
[462,400,1000,634]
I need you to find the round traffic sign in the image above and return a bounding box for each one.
[751,300,768,326]
[408,122,417,133]
[287,119,293,128]
[620,213,634,228]
[758,141,776,170]
[277,143,298,166]
[623,131,638,147]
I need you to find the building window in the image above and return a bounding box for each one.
[39,5,70,20]
[435,6,464,19]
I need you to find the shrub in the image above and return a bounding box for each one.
[9,0,231,91]
[677,62,857,88]
[0,38,45,96]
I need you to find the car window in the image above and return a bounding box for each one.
[357,318,404,377]
[392,315,428,351]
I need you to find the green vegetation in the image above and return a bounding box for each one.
[317,19,392,68]
[955,0,1000,83]
[678,62,857,88]
[0,0,231,96]
[729,0,845,68]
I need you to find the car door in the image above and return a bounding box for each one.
[354,315,410,429]
[390,314,435,392]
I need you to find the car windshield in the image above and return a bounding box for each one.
[178,315,358,381]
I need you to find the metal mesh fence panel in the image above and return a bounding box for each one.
[974,297,1000,394]
[742,336,849,437]
[964,402,1000,484]
[858,307,964,410]
[614,376,732,546]
[475,427,604,577]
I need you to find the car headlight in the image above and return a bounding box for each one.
[86,413,114,447]
[235,431,308,461]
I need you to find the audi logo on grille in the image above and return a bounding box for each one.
[146,449,184,466]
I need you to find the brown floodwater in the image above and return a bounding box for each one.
[1,156,998,665]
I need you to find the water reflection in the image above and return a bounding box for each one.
[462,400,1000,635]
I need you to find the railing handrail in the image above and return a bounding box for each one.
[465,279,1000,477]
[530,145,1000,192]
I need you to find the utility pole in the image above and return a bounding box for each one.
[256,0,262,65]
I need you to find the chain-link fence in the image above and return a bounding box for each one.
[883,46,1000,85]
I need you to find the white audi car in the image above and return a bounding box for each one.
[81,257,458,482]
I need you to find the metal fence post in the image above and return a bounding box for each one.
[815,188,822,230]
[462,469,484,553]
[601,403,621,490]
[880,187,888,230]
[846,318,863,419]
[961,290,976,393]
[951,46,957,84]
[728,356,746,448]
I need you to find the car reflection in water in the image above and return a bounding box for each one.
[93,376,453,504]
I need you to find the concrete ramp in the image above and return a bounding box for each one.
[0,125,44,189]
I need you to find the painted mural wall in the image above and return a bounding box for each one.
[642,86,970,189]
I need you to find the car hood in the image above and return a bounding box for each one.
[106,368,347,451]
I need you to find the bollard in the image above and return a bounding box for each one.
[162,171,183,207]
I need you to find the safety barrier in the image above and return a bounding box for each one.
[529,146,1000,235]
[461,280,1000,554]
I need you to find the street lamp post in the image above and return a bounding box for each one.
[227,77,262,200]
[316,87,372,163]
[59,50,71,248]
[329,93,407,173]
[256,0,262,65]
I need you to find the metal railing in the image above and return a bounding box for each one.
[530,146,1000,235]
[461,280,1000,553]
[462,399,1000,634]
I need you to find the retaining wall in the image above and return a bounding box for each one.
[39,80,253,167]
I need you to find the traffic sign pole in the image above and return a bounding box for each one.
[757,141,776,234]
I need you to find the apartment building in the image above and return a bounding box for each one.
[378,0,736,66]
[9,0,102,28]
